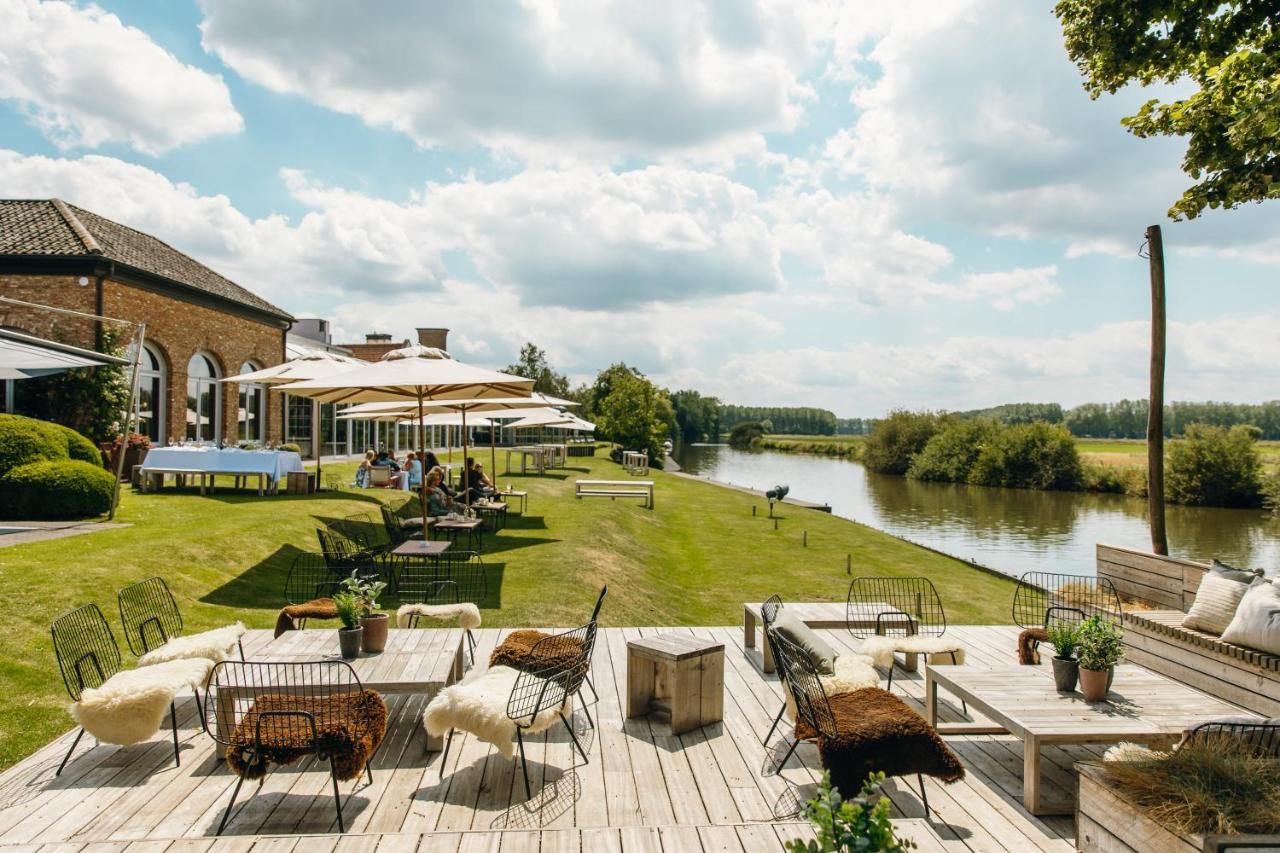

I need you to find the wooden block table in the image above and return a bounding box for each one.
[626,633,724,735]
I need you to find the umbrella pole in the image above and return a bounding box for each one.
[417,390,427,535]
[490,419,497,492]
[462,409,470,511]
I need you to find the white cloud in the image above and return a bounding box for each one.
[197,0,821,164]
[0,0,242,155]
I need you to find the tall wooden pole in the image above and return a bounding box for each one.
[1146,224,1169,555]
[109,323,145,520]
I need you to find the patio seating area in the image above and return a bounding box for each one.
[0,622,1162,851]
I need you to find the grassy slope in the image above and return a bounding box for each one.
[0,450,1016,769]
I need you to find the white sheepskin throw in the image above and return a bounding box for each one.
[424,665,570,758]
[857,636,966,669]
[137,622,246,666]
[396,603,481,630]
[1104,742,1167,762]
[70,658,212,745]
[784,653,880,721]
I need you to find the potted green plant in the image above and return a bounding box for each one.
[334,591,363,659]
[341,570,389,654]
[785,772,915,852]
[1046,621,1080,692]
[1076,615,1124,701]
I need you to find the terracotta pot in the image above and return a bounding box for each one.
[338,626,363,659]
[360,613,389,653]
[1079,666,1111,701]
[1051,657,1079,692]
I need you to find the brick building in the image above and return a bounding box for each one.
[0,199,293,445]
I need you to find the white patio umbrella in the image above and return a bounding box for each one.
[277,346,534,523]
[220,349,367,485]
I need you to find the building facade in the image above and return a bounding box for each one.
[0,199,293,445]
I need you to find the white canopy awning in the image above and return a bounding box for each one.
[0,328,128,379]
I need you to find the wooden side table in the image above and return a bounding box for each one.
[626,633,725,735]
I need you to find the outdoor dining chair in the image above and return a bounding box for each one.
[284,553,347,611]
[398,577,479,663]
[201,659,386,835]
[846,577,966,701]
[117,576,245,663]
[1012,571,1123,630]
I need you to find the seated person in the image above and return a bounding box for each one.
[461,457,496,502]
[355,450,375,488]
[404,451,424,491]
[371,450,401,472]
[425,467,454,516]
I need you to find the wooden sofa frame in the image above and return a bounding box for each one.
[1096,544,1280,716]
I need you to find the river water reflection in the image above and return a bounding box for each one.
[674,444,1280,577]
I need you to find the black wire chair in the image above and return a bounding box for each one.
[379,503,422,547]
[759,595,789,746]
[339,512,395,556]
[1012,572,1123,630]
[439,621,598,801]
[284,553,347,625]
[398,578,477,663]
[117,576,245,661]
[51,603,180,775]
[401,549,489,603]
[202,659,381,834]
[1183,720,1280,758]
[768,629,933,818]
[846,577,962,703]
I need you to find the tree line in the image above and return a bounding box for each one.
[718,405,837,436]
[955,400,1280,440]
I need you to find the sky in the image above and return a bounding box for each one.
[0,0,1276,418]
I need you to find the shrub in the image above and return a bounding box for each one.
[967,422,1083,490]
[862,411,942,475]
[1166,423,1264,507]
[1082,463,1146,496]
[908,419,997,482]
[0,413,101,475]
[729,421,765,449]
[278,443,302,454]
[0,459,115,519]
[785,771,914,852]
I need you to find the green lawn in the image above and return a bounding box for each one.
[0,449,1017,770]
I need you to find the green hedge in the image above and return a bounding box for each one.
[0,413,102,475]
[0,459,115,519]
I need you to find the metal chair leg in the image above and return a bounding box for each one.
[170,701,181,767]
[886,663,895,692]
[917,773,930,819]
[516,728,531,800]
[584,675,599,704]
[438,727,455,768]
[775,736,800,771]
[216,772,247,835]
[561,713,589,764]
[764,702,785,745]
[56,728,86,776]
[331,758,345,832]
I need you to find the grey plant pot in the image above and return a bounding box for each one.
[1051,656,1079,692]
[338,626,363,659]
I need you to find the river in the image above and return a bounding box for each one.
[674,444,1280,578]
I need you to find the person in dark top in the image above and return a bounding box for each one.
[461,456,495,502]
[372,450,401,472]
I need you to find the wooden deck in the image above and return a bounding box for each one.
[0,624,1176,851]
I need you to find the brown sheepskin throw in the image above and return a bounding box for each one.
[795,687,964,797]
[489,629,585,674]
[274,598,339,638]
[226,690,387,781]
[1018,628,1050,665]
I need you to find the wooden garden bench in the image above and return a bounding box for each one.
[575,479,653,509]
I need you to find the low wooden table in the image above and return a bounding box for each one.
[496,488,528,514]
[626,633,724,735]
[925,663,1257,815]
[471,499,508,530]
[216,627,465,750]
[392,539,450,557]
[432,517,483,550]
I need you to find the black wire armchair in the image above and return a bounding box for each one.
[1012,572,1123,630]
[1183,720,1280,758]
[117,576,245,661]
[51,604,180,775]
[398,577,478,662]
[846,576,963,697]
[201,659,386,835]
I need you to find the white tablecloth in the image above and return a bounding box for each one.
[140,447,305,485]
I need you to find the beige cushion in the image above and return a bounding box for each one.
[1183,571,1252,635]
[772,610,837,674]
[1220,579,1280,656]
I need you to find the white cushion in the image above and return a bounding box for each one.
[137,622,245,666]
[1183,572,1251,635]
[1220,579,1280,656]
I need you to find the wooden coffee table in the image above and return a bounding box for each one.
[217,627,465,750]
[925,664,1257,815]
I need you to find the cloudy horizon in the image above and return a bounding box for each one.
[1,0,1276,418]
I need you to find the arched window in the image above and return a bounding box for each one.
[186,353,220,442]
[135,344,166,442]
[238,362,265,443]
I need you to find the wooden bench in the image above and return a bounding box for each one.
[139,467,211,495]
[1097,543,1280,716]
[743,601,846,673]
[575,479,654,509]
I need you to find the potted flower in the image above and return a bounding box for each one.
[334,591,363,659]
[341,570,389,654]
[1045,621,1079,692]
[123,432,151,473]
[1076,615,1124,701]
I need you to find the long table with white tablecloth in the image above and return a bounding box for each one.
[139,447,305,490]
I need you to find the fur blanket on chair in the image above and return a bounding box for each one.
[424,665,571,758]
[489,630,584,674]
[226,690,387,781]
[274,599,339,638]
[1017,628,1050,665]
[797,687,965,798]
[137,622,246,666]
[857,636,966,669]
[396,603,481,630]
[70,658,212,745]
[784,653,880,722]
